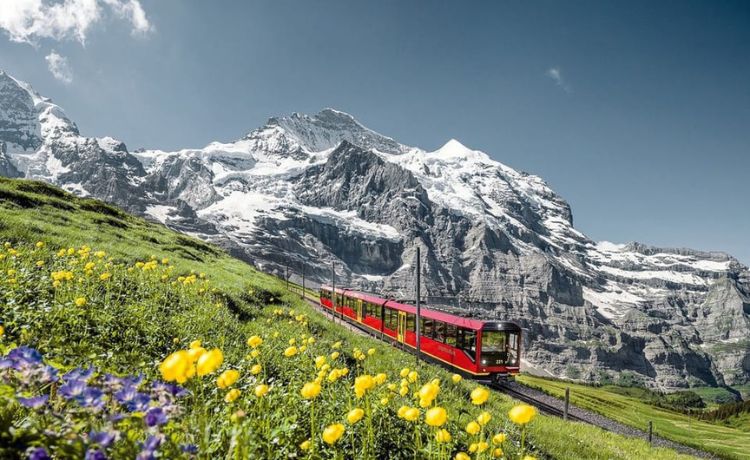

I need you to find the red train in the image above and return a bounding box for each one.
[319,286,521,380]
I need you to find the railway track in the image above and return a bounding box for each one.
[288,286,716,458]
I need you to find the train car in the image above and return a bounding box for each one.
[318,285,521,380]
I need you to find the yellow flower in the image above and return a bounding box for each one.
[522,457,537,460]
[300,381,321,399]
[99,272,111,281]
[367,348,376,356]
[492,433,507,445]
[250,364,262,375]
[217,369,240,389]
[196,348,224,376]
[35,241,45,248]
[74,297,87,307]
[299,345,307,353]
[399,386,409,397]
[455,453,471,460]
[451,374,462,384]
[94,251,106,258]
[247,335,263,348]
[189,340,202,349]
[425,407,447,427]
[254,384,269,398]
[315,355,327,368]
[408,371,418,383]
[403,407,420,422]
[307,337,315,345]
[435,428,452,443]
[374,373,387,385]
[466,421,481,435]
[36,260,45,267]
[476,442,489,453]
[508,404,537,425]
[347,407,365,424]
[224,388,241,403]
[299,440,311,451]
[397,405,409,418]
[322,423,345,445]
[288,338,296,345]
[332,341,342,349]
[330,351,340,360]
[477,411,492,426]
[400,368,410,378]
[284,346,298,357]
[159,350,190,383]
[492,448,503,458]
[469,444,478,453]
[187,346,206,362]
[380,397,389,405]
[470,386,490,405]
[418,382,439,403]
[354,374,375,398]
[387,383,397,392]
[0,324,5,337]
[161,258,169,265]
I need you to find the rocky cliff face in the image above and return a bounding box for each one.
[1,70,748,389]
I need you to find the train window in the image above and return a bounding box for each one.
[385,308,397,330]
[457,328,477,361]
[367,302,377,317]
[445,323,457,346]
[421,318,434,339]
[480,331,517,366]
[406,314,416,332]
[434,321,446,343]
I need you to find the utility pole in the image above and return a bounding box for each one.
[415,246,421,363]
[301,263,305,299]
[331,262,337,323]
[285,265,289,291]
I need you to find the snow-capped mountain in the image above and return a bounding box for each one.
[1,70,748,390]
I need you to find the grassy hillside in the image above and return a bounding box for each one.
[0,177,696,459]
[517,375,750,459]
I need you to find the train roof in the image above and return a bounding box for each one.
[320,285,517,331]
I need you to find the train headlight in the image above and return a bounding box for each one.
[481,359,487,365]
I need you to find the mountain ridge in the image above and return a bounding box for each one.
[1,69,748,390]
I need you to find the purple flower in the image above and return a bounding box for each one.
[152,381,188,398]
[8,347,43,366]
[144,407,167,427]
[59,379,87,400]
[27,447,51,460]
[181,444,198,454]
[89,430,117,448]
[77,387,106,409]
[17,395,48,409]
[115,384,151,412]
[102,373,143,392]
[84,449,107,460]
[137,435,162,460]
[63,367,95,383]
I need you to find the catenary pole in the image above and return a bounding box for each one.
[416,246,421,363]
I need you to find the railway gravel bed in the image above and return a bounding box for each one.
[295,291,715,459]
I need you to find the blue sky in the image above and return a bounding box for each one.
[1,1,748,264]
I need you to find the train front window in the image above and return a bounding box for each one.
[456,328,477,362]
[480,331,518,366]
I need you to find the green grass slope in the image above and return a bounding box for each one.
[517,375,750,459]
[0,177,697,460]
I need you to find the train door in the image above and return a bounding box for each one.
[397,311,406,342]
[356,299,363,322]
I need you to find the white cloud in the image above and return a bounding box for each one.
[45,50,73,83]
[546,67,571,93]
[0,0,152,45]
